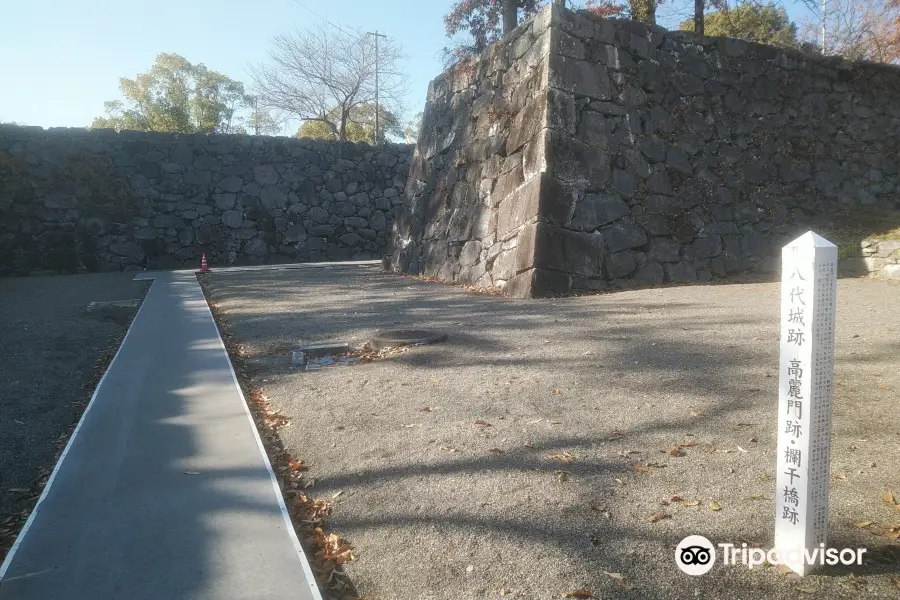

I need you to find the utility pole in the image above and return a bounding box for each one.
[254,97,259,136]
[367,30,387,145]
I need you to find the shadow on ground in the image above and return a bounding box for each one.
[204,264,900,600]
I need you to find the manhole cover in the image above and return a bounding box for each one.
[370,329,447,350]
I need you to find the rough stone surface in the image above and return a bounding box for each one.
[386,3,900,297]
[0,126,412,273]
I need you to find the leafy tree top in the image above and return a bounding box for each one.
[679,3,798,47]
[92,53,250,134]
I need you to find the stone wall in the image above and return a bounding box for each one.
[387,4,900,297]
[840,238,900,279]
[386,6,556,293]
[0,125,412,274]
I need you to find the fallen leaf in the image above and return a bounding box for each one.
[737,446,750,453]
[614,478,624,486]
[749,493,764,500]
[796,586,817,594]
[678,440,698,448]
[749,436,758,443]
[854,521,874,529]
[890,577,900,589]
[669,445,684,457]
[633,465,650,474]
[184,471,200,475]
[608,430,626,440]
[602,571,624,580]
[670,494,684,503]
[489,447,503,454]
[402,424,416,428]
[760,474,771,481]
[683,500,700,507]
[883,489,896,506]
[546,452,576,463]
[617,449,640,457]
[421,406,434,412]
[646,462,667,468]
[776,564,793,576]
[551,388,562,396]
[648,510,670,523]
[709,501,722,511]
[556,470,571,483]
[473,420,493,427]
[549,420,562,425]
[332,490,343,499]
[832,473,847,480]
[563,590,593,599]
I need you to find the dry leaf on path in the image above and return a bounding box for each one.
[854,521,874,529]
[602,571,624,580]
[563,590,593,599]
[749,493,764,500]
[648,510,670,523]
[683,500,700,507]
[634,465,650,474]
[737,446,750,453]
[670,495,684,503]
[551,388,562,396]
[547,452,576,463]
[883,489,896,505]
[669,445,684,457]
[777,564,793,576]
[473,420,493,427]
[421,406,434,412]
[832,473,847,480]
[489,447,503,454]
[556,470,571,483]
[710,501,722,511]
[796,586,817,594]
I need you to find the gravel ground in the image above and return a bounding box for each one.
[204,265,900,600]
[0,273,149,560]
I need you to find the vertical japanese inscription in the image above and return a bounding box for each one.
[774,232,837,576]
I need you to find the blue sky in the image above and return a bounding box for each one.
[0,0,815,133]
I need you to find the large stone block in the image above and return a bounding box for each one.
[517,221,606,278]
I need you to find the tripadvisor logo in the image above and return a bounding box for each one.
[675,535,868,575]
[675,535,716,575]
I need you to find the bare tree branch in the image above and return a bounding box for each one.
[250,25,409,141]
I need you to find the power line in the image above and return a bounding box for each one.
[288,0,366,41]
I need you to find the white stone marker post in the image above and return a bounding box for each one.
[774,231,838,576]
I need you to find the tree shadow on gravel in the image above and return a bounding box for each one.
[201,265,900,600]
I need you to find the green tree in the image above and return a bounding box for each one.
[679,3,798,47]
[297,104,402,143]
[92,53,251,134]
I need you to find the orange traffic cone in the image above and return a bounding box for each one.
[200,253,209,272]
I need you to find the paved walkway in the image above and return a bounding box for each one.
[0,271,320,600]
